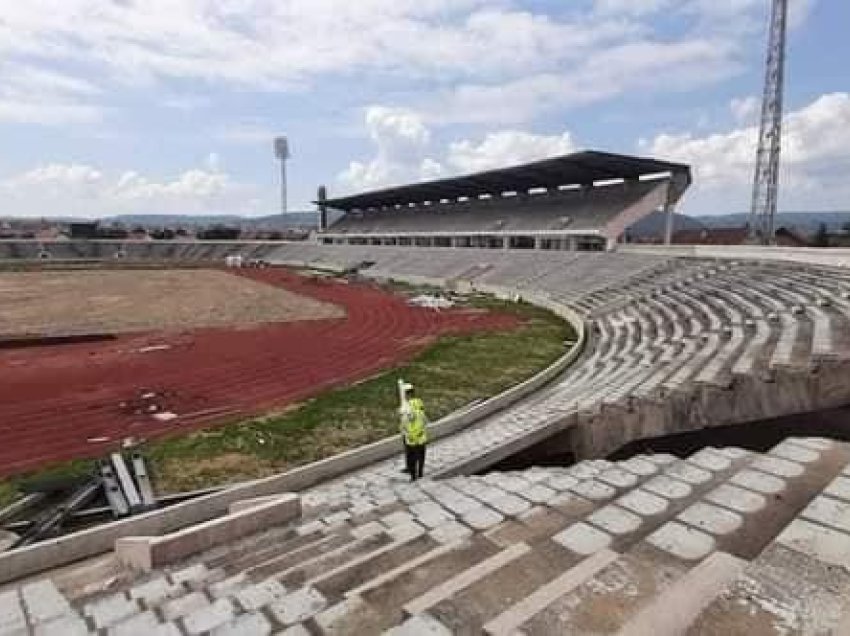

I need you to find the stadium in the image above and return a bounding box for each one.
[2,140,850,635]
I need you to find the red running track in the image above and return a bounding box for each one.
[0,269,519,477]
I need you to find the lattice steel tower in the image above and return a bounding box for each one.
[749,0,789,245]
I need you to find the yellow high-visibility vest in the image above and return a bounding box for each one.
[402,397,428,446]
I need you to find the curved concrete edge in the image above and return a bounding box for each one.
[620,244,850,268]
[0,279,586,585]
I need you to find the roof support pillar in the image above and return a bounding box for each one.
[664,182,677,246]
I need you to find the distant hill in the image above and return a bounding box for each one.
[628,211,705,238]
[696,212,850,233]
[108,212,319,228]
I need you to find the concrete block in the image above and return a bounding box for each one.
[228,495,292,515]
[488,494,532,517]
[386,521,426,542]
[351,521,385,540]
[21,580,71,625]
[33,614,89,636]
[210,613,272,636]
[678,502,743,536]
[295,520,325,536]
[665,462,713,485]
[380,511,415,528]
[523,485,556,505]
[386,615,453,635]
[801,496,850,533]
[234,579,288,611]
[772,442,820,464]
[777,518,850,568]
[646,521,715,561]
[704,484,766,514]
[588,505,643,535]
[129,577,181,606]
[182,598,234,635]
[642,475,692,500]
[429,521,473,544]
[730,469,786,494]
[207,574,248,599]
[116,494,300,571]
[169,563,209,587]
[84,593,139,629]
[825,476,850,502]
[279,626,311,636]
[751,456,805,478]
[268,588,327,626]
[462,507,504,531]
[0,590,26,634]
[553,522,612,556]
[616,489,669,516]
[108,610,160,636]
[688,449,732,472]
[160,592,208,621]
[597,468,639,489]
[570,480,617,502]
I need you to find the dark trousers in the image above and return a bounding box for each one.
[405,444,426,481]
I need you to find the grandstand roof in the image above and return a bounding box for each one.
[322,150,691,211]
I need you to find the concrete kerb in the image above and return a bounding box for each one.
[0,286,586,585]
[116,493,301,572]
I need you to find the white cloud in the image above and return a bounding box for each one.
[0,161,263,217]
[730,96,761,124]
[338,107,577,191]
[646,92,850,214]
[339,107,432,191]
[430,37,742,124]
[0,0,784,127]
[447,131,576,174]
[0,2,622,90]
[0,64,103,125]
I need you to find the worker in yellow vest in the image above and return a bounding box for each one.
[399,383,428,481]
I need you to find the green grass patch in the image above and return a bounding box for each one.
[0,294,575,498]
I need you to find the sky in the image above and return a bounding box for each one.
[0,0,848,219]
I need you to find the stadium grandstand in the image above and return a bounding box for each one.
[317,150,692,251]
[8,169,850,631]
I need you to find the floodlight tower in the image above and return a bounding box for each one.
[748,0,789,245]
[274,136,290,214]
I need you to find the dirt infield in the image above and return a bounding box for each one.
[0,268,519,477]
[0,269,342,337]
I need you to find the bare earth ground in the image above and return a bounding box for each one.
[0,269,344,336]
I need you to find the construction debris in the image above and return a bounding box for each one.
[407,294,454,310]
[1,448,160,552]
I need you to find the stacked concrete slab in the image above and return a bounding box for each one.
[4,438,850,634]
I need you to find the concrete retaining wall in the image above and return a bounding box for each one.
[570,361,850,460]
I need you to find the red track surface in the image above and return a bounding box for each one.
[0,269,518,477]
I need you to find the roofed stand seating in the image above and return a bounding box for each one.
[328,181,663,236]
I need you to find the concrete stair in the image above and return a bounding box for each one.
[4,437,850,635]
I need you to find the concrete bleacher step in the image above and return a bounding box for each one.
[5,440,850,635]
